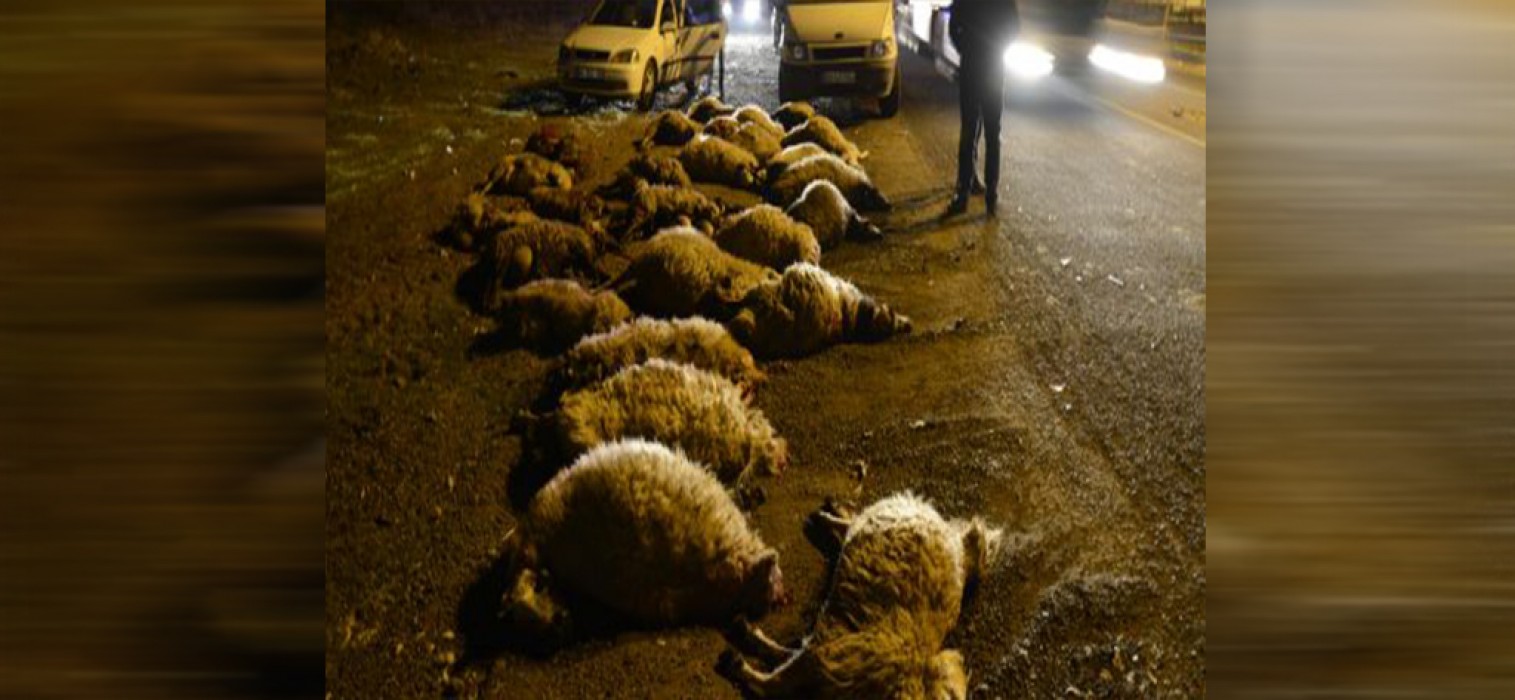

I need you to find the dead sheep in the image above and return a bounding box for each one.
[553,317,765,395]
[703,115,743,140]
[734,105,785,139]
[506,439,786,638]
[730,123,783,163]
[767,152,890,212]
[525,124,584,171]
[785,180,883,250]
[687,95,737,123]
[642,109,702,148]
[763,143,829,183]
[485,152,573,196]
[480,220,604,310]
[601,152,693,200]
[713,204,821,270]
[781,115,867,165]
[728,262,911,359]
[680,136,762,190]
[493,279,632,353]
[625,181,724,240]
[449,192,540,252]
[772,101,816,131]
[719,492,1002,699]
[613,227,779,319]
[527,186,606,229]
[549,359,787,484]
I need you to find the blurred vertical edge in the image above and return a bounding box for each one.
[1207,0,1515,697]
[0,1,326,699]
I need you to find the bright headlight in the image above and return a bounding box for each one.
[1089,44,1165,84]
[721,1,733,18]
[741,0,760,23]
[787,43,807,61]
[610,48,639,64]
[870,38,893,58]
[1003,41,1054,80]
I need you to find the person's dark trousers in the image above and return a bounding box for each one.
[954,53,1006,205]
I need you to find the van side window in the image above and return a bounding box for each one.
[686,0,720,26]
[660,0,676,28]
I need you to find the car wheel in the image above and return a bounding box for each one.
[878,65,901,118]
[636,61,657,112]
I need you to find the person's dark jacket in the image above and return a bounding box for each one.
[948,0,1020,62]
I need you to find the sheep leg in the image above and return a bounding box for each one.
[726,618,798,665]
[719,646,815,698]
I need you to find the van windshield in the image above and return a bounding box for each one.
[590,0,659,28]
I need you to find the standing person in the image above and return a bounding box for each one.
[946,0,1019,216]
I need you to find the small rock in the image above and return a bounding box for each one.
[1106,274,1125,287]
[910,419,927,430]
[1060,257,1072,268]
[1050,383,1065,393]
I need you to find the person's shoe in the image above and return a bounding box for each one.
[946,193,970,216]
[985,193,999,217]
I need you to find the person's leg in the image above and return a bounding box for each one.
[981,63,1006,213]
[951,59,983,212]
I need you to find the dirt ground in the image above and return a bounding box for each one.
[326,6,1204,699]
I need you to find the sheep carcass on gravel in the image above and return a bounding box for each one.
[767,152,890,211]
[734,105,785,139]
[781,115,867,166]
[547,358,788,484]
[771,101,816,131]
[720,492,1002,700]
[492,279,632,353]
[601,152,693,200]
[527,186,605,229]
[763,143,828,183]
[505,439,786,640]
[525,125,583,172]
[553,317,765,395]
[728,262,911,359]
[687,95,737,123]
[784,180,883,250]
[485,152,573,196]
[641,109,702,148]
[449,192,539,252]
[479,220,605,311]
[712,204,820,270]
[680,135,762,190]
[703,115,742,140]
[625,181,724,240]
[612,226,779,319]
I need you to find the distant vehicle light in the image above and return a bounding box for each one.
[742,0,760,23]
[1089,44,1165,84]
[722,1,733,18]
[1003,41,1054,80]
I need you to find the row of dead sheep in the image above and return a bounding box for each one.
[441,96,1004,698]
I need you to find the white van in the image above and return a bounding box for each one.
[776,0,901,117]
[558,0,728,110]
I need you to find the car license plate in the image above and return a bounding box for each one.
[576,67,602,80]
[821,71,855,85]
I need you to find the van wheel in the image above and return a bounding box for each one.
[878,66,901,118]
[636,61,658,112]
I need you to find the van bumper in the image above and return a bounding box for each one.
[779,59,896,99]
[557,62,640,99]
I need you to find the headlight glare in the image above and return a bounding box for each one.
[1003,41,1054,80]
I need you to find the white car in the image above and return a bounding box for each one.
[777,1,901,117]
[558,0,728,111]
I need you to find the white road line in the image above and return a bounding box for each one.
[1089,93,1207,149]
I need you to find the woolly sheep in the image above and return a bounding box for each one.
[785,180,883,250]
[734,105,785,140]
[719,492,1002,700]
[642,109,702,148]
[781,115,867,166]
[525,125,583,171]
[730,123,783,163]
[772,101,816,131]
[479,220,603,310]
[601,152,693,201]
[625,181,724,240]
[527,186,605,229]
[687,95,737,123]
[506,439,786,637]
[449,192,539,252]
[613,227,779,319]
[549,359,787,484]
[767,152,890,212]
[486,152,573,196]
[553,317,765,395]
[492,279,632,353]
[713,205,821,270]
[703,115,743,140]
[763,143,829,183]
[680,136,762,190]
[728,262,911,359]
